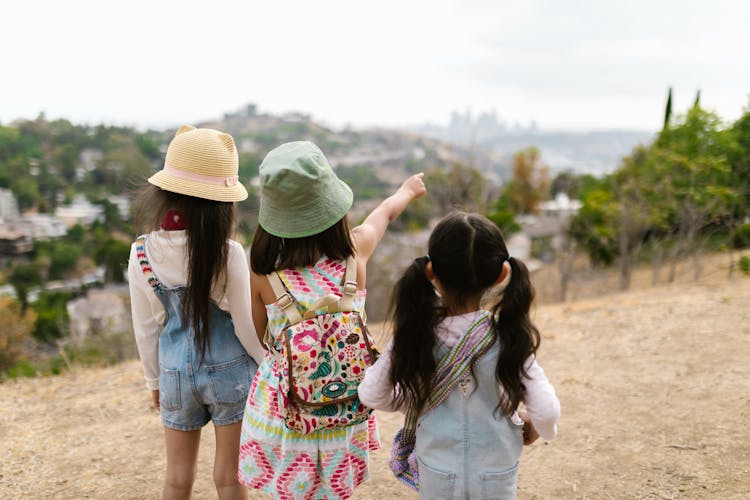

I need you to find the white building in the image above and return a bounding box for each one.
[6,214,67,239]
[0,188,19,221]
[108,195,131,220]
[67,288,131,342]
[539,193,583,217]
[76,148,103,181]
[54,195,104,228]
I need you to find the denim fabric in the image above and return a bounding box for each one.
[415,343,523,500]
[153,282,258,431]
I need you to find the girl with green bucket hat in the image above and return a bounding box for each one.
[238,141,426,499]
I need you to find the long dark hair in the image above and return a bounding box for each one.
[250,218,355,274]
[135,184,235,359]
[388,211,540,415]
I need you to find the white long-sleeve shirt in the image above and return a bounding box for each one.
[127,230,264,390]
[359,310,560,441]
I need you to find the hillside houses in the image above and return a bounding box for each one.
[54,195,104,228]
[518,193,582,263]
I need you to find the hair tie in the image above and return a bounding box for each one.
[425,254,431,261]
[506,254,512,262]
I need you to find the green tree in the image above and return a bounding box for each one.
[10,177,40,210]
[30,292,72,342]
[656,107,738,280]
[663,87,673,131]
[9,263,43,312]
[95,238,131,283]
[570,176,619,265]
[41,241,82,280]
[486,192,520,237]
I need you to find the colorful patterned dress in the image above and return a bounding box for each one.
[239,256,381,499]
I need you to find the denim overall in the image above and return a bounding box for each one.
[140,237,258,431]
[415,342,524,500]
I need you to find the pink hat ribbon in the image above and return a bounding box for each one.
[163,164,239,187]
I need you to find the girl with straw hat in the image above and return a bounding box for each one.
[129,126,264,500]
[238,141,426,499]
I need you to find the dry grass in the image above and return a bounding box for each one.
[1,252,749,499]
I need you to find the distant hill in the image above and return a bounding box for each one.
[197,106,500,193]
[415,123,655,175]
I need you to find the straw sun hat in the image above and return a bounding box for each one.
[258,141,353,238]
[148,125,248,202]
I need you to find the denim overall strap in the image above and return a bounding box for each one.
[390,311,495,490]
[134,235,171,307]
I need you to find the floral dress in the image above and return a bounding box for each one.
[239,256,380,499]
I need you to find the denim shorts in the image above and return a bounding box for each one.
[159,354,257,431]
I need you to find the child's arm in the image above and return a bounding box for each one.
[521,356,561,441]
[351,173,426,262]
[358,340,408,413]
[225,241,266,364]
[519,411,540,445]
[250,272,270,345]
[127,243,162,400]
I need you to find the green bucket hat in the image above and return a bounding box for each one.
[258,141,353,238]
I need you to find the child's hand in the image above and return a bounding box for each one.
[399,173,426,201]
[520,411,539,445]
[152,389,160,411]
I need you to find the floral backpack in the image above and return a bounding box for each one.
[264,256,378,434]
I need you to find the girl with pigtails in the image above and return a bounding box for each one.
[359,211,560,500]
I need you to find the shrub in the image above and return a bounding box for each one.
[733,224,750,249]
[30,291,73,343]
[0,297,36,374]
[739,256,750,276]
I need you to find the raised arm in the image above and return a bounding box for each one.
[351,173,426,262]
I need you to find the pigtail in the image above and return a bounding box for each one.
[489,255,540,416]
[388,256,441,414]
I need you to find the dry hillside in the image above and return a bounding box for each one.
[1,254,749,499]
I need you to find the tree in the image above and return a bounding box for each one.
[656,107,738,281]
[663,87,673,131]
[505,147,550,214]
[570,176,619,266]
[550,170,580,198]
[35,239,83,280]
[94,238,131,283]
[486,192,520,237]
[0,297,37,373]
[611,146,655,289]
[9,263,43,312]
[425,162,488,215]
[31,291,72,342]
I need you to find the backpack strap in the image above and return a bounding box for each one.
[265,256,360,348]
[266,271,303,326]
[340,255,358,311]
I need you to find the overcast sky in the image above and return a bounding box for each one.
[1,0,748,132]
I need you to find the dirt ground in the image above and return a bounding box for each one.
[1,254,749,499]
